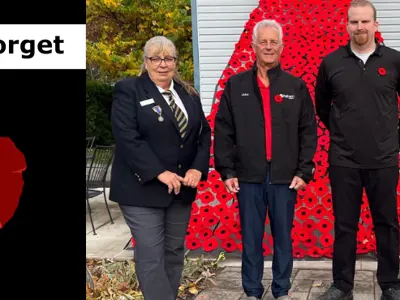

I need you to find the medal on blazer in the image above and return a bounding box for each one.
[152,105,164,122]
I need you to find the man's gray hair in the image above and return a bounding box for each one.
[252,19,283,44]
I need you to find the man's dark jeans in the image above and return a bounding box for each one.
[237,166,297,299]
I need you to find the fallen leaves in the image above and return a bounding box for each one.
[86,252,225,300]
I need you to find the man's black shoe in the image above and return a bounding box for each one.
[316,285,353,300]
[381,287,400,300]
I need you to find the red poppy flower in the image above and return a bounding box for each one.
[186,226,196,238]
[216,191,232,203]
[303,235,317,248]
[207,170,221,181]
[221,238,237,252]
[189,216,200,227]
[203,216,218,227]
[214,224,232,240]
[275,95,283,103]
[308,247,323,258]
[304,192,318,209]
[319,234,334,247]
[197,180,209,192]
[312,205,328,219]
[263,242,272,256]
[303,219,316,232]
[293,247,305,258]
[202,237,219,252]
[378,68,386,76]
[198,191,215,204]
[198,227,213,240]
[313,182,329,197]
[200,205,215,217]
[226,220,241,233]
[296,207,311,221]
[323,247,333,258]
[210,181,225,194]
[186,238,201,250]
[0,138,26,229]
[361,210,373,225]
[321,194,333,210]
[296,229,310,242]
[245,61,254,69]
[317,219,334,233]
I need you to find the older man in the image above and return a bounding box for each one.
[214,19,317,300]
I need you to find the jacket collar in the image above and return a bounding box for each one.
[252,61,282,81]
[342,40,383,58]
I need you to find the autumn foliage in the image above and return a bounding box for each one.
[86,0,194,84]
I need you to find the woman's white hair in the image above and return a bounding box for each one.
[139,35,198,96]
[142,35,177,59]
[252,19,283,43]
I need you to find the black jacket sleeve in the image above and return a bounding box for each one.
[111,79,166,184]
[190,95,212,181]
[315,59,332,131]
[214,79,237,181]
[296,81,318,183]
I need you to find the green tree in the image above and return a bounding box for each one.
[86,0,194,84]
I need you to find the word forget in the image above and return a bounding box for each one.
[0,36,64,59]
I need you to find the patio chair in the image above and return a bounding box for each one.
[86,136,96,161]
[86,144,115,235]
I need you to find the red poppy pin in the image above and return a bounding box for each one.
[275,94,283,103]
[378,67,386,76]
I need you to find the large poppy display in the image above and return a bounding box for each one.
[184,0,400,258]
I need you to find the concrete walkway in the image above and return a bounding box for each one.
[86,189,383,299]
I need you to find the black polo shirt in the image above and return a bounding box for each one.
[315,42,400,168]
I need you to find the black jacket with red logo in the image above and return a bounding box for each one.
[214,64,317,184]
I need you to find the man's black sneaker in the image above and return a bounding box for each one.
[316,285,353,300]
[381,287,400,300]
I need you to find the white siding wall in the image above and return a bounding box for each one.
[195,0,400,116]
[196,0,259,115]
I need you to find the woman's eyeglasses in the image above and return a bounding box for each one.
[146,56,177,65]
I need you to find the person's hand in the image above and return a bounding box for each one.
[157,171,184,194]
[182,169,202,188]
[289,176,306,191]
[223,178,240,193]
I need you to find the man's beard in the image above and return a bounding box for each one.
[353,32,369,46]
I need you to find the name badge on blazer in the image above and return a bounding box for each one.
[140,98,155,106]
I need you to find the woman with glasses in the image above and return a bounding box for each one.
[109,36,211,300]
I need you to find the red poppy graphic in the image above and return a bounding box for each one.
[378,67,386,76]
[274,94,283,103]
[0,137,26,229]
